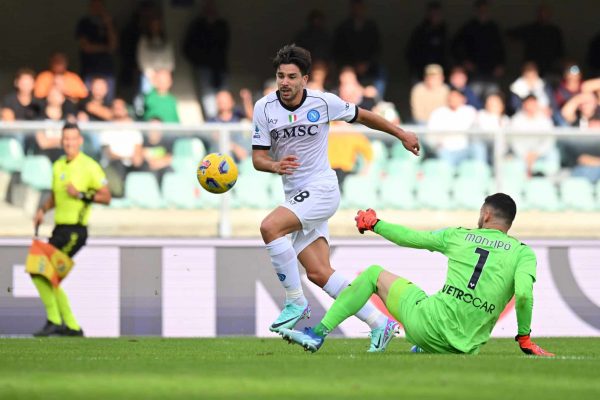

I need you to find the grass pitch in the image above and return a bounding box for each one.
[0,337,598,400]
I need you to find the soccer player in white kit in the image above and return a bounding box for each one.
[252,44,420,352]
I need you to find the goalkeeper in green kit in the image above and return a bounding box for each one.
[280,193,554,356]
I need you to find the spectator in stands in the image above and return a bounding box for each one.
[410,64,449,124]
[100,98,145,197]
[77,76,112,122]
[294,9,332,63]
[262,78,277,96]
[333,0,385,95]
[372,101,401,125]
[451,0,505,96]
[328,121,373,191]
[118,0,159,99]
[506,5,564,76]
[449,65,482,109]
[476,93,510,130]
[183,0,230,120]
[34,52,88,102]
[559,93,600,183]
[337,67,376,111]
[554,64,584,111]
[307,60,329,92]
[136,13,174,95]
[143,69,179,122]
[75,0,118,101]
[587,30,600,76]
[207,90,250,162]
[561,92,600,128]
[509,94,556,176]
[143,118,173,185]
[34,86,78,162]
[1,68,43,121]
[509,62,556,118]
[405,1,448,81]
[426,88,484,167]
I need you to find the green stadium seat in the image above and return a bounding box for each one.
[268,174,285,207]
[523,178,561,211]
[499,158,527,192]
[172,137,206,160]
[0,138,25,172]
[385,159,419,190]
[162,172,196,209]
[341,175,379,209]
[171,156,198,175]
[420,159,455,188]
[379,176,417,209]
[21,155,52,190]
[457,160,492,181]
[415,177,453,210]
[560,177,595,211]
[108,198,131,209]
[237,158,255,176]
[452,177,490,210]
[124,172,166,208]
[231,174,272,208]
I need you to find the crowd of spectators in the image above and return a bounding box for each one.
[2,0,600,198]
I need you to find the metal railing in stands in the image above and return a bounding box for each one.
[2,121,600,237]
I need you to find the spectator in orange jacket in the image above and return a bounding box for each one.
[34,52,88,101]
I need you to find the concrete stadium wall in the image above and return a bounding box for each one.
[1,237,599,338]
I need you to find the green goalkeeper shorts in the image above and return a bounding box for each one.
[385,277,465,354]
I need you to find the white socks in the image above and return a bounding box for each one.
[323,270,387,330]
[266,237,305,305]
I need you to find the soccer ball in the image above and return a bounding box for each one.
[197,153,238,194]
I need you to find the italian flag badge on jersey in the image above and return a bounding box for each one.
[289,114,298,122]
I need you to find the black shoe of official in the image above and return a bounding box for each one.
[33,320,64,337]
[60,326,85,337]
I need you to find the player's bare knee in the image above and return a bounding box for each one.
[306,269,330,287]
[260,218,279,243]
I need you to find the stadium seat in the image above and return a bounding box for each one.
[237,158,255,176]
[523,178,561,211]
[457,160,492,181]
[124,172,166,208]
[21,155,52,190]
[415,177,453,210]
[385,159,419,190]
[268,174,285,207]
[560,177,595,211]
[452,177,490,210]
[499,158,527,192]
[171,156,198,175]
[0,138,25,172]
[231,174,271,208]
[172,137,207,160]
[379,176,417,209]
[162,172,196,209]
[341,175,379,209]
[420,159,455,188]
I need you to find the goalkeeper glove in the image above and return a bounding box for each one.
[355,209,379,234]
[515,334,554,357]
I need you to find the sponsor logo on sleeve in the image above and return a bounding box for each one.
[253,124,261,139]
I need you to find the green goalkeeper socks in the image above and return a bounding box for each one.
[320,265,384,333]
[31,275,62,325]
[54,286,80,330]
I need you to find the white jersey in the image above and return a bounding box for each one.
[252,88,358,195]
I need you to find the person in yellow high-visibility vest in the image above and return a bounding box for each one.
[31,121,111,336]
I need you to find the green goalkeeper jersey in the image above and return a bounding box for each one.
[374,221,536,353]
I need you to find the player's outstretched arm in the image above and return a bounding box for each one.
[355,108,420,156]
[355,209,446,252]
[252,149,300,175]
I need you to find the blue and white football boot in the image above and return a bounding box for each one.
[367,318,399,353]
[280,327,325,353]
[268,300,311,333]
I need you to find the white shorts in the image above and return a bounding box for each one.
[281,181,340,255]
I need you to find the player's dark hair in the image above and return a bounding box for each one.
[62,121,81,134]
[484,193,517,225]
[273,44,312,76]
